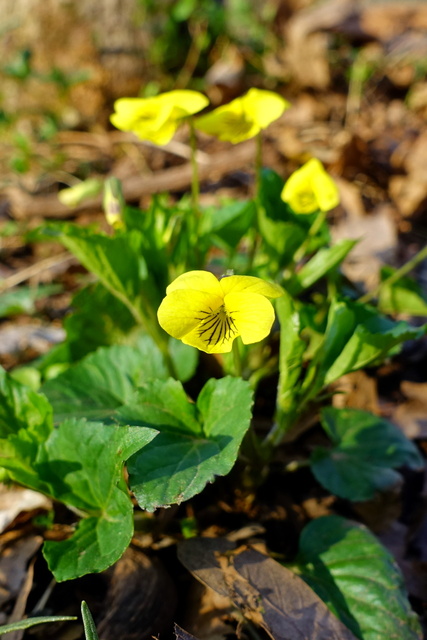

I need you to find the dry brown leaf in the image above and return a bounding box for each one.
[331,371,379,414]
[174,624,202,640]
[392,381,427,439]
[0,536,42,607]
[0,486,52,534]
[182,581,235,640]
[361,3,427,42]
[283,0,353,89]
[331,203,397,290]
[178,538,358,640]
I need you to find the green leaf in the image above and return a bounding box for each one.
[63,282,138,361]
[258,214,306,267]
[81,602,99,640]
[0,366,52,439]
[0,616,77,635]
[39,418,157,580]
[43,504,133,582]
[123,377,253,510]
[9,366,42,391]
[304,299,425,392]
[301,299,355,397]
[0,367,53,488]
[290,239,357,294]
[276,293,306,413]
[42,338,170,423]
[324,305,424,384]
[310,407,423,501]
[169,339,198,383]
[0,384,157,582]
[40,223,163,323]
[295,515,422,640]
[200,200,256,250]
[378,266,427,316]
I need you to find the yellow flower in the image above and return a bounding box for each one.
[281,158,340,214]
[194,88,290,144]
[157,270,283,354]
[110,90,209,145]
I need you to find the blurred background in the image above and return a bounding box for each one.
[1,0,427,366]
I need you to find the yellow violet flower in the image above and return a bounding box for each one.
[194,88,290,144]
[157,270,283,354]
[110,90,209,146]
[281,158,340,214]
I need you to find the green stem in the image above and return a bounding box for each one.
[293,209,327,264]
[359,243,427,304]
[247,132,263,272]
[262,403,298,453]
[255,130,263,197]
[189,118,200,217]
[232,339,243,377]
[285,459,310,472]
[184,118,202,270]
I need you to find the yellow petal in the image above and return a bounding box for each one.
[224,292,275,344]
[110,91,208,145]
[281,158,339,214]
[166,270,223,297]
[195,100,259,143]
[242,88,290,129]
[310,167,340,212]
[110,97,167,130]
[157,289,224,340]
[180,314,237,353]
[133,118,178,145]
[159,90,209,116]
[195,89,290,143]
[219,275,283,299]
[281,168,318,214]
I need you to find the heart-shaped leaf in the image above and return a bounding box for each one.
[311,407,423,501]
[122,377,253,510]
[295,515,422,640]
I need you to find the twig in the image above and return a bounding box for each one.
[6,140,256,219]
[0,253,75,291]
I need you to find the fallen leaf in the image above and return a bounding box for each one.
[174,624,201,640]
[0,536,42,607]
[0,486,52,534]
[393,381,427,439]
[178,538,357,640]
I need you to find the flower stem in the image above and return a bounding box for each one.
[358,243,427,304]
[232,339,243,377]
[189,118,200,217]
[285,458,311,472]
[255,130,263,197]
[247,132,263,272]
[292,209,327,264]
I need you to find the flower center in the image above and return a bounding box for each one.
[222,113,253,138]
[196,305,238,347]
